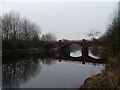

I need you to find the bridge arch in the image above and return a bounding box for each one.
[87,42,108,59]
[59,43,83,58]
[42,43,59,55]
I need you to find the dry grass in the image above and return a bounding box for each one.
[81,55,120,89]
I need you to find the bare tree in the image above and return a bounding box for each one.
[88,30,102,40]
[2,11,41,49]
[2,11,21,40]
[40,32,57,41]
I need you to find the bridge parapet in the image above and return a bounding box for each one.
[41,39,107,50]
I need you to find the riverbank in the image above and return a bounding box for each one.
[2,48,43,55]
[81,55,120,89]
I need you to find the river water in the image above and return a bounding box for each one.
[2,49,105,88]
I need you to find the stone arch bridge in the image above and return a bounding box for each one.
[41,39,107,57]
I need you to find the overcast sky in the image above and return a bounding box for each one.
[1,1,118,40]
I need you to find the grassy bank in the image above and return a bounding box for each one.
[81,54,120,89]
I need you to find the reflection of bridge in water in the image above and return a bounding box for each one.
[3,52,107,65]
[42,54,107,65]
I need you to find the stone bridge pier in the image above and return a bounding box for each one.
[81,39,89,56]
[82,46,88,56]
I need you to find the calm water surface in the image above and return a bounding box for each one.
[2,50,105,88]
[21,60,103,88]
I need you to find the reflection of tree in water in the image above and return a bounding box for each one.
[2,55,41,88]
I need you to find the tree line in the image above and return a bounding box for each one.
[100,12,120,58]
[1,11,57,50]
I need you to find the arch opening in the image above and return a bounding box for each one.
[70,43,82,57]
[60,43,82,58]
[44,44,59,56]
[88,45,107,59]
